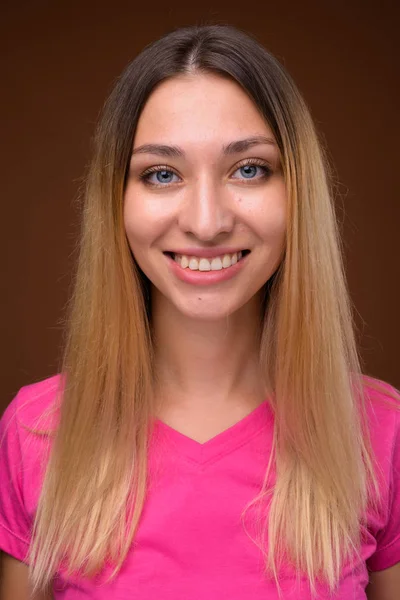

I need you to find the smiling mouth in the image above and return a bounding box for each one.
[164,250,250,271]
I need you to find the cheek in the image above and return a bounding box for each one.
[239,182,287,243]
[123,191,166,254]
[260,204,287,242]
[123,207,143,254]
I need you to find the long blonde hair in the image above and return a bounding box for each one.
[26,24,400,598]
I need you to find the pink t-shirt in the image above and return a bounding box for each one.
[1,374,399,599]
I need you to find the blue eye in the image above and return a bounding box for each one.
[141,169,179,185]
[139,160,272,187]
[232,163,271,180]
[238,165,258,178]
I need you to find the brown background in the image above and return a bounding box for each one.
[1,0,399,412]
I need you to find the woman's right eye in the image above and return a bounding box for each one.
[139,167,181,187]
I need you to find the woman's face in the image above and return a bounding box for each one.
[124,73,287,321]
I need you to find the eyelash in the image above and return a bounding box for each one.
[138,158,272,188]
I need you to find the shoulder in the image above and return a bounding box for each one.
[0,373,64,505]
[360,376,400,572]
[0,374,65,559]
[362,373,400,405]
[1,373,64,434]
[361,374,400,436]
[360,374,400,478]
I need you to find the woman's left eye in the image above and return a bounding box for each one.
[232,162,271,180]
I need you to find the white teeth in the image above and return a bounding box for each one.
[188,257,199,270]
[222,254,232,268]
[211,257,223,270]
[199,258,211,271]
[172,251,246,271]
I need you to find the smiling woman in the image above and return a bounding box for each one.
[0,23,399,600]
[124,73,286,318]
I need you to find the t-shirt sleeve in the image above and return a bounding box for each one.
[0,390,31,563]
[366,405,400,571]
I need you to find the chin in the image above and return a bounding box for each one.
[179,309,237,322]
[172,295,250,322]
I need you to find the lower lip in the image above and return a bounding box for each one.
[165,253,249,286]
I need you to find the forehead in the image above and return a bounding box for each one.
[133,73,274,147]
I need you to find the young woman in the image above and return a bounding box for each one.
[0,24,399,600]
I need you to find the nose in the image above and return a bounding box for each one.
[178,175,235,241]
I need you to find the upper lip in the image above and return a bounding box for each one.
[165,247,249,259]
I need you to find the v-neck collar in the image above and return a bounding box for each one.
[152,399,274,465]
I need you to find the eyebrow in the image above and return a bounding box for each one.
[131,135,277,158]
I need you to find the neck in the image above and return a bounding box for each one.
[151,289,267,416]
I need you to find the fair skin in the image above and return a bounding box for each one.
[2,72,399,599]
[124,72,286,441]
[365,565,400,599]
[0,552,53,599]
